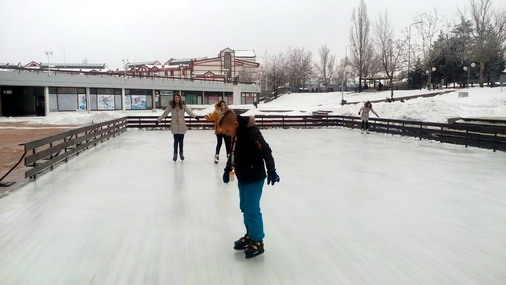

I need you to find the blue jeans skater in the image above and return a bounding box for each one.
[238,179,265,242]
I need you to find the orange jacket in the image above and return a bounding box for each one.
[206,104,229,134]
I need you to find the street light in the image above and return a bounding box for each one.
[45,51,53,76]
[122,58,129,78]
[426,67,436,90]
[341,44,355,105]
[408,21,423,87]
[463,62,476,88]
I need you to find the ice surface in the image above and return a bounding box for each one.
[0,128,505,284]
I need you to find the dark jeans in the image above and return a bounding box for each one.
[173,134,184,154]
[216,134,231,155]
[361,120,369,130]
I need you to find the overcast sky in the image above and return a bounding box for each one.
[1,0,504,69]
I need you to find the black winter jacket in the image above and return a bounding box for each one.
[225,115,276,184]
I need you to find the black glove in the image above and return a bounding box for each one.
[155,121,159,126]
[222,170,230,184]
[195,117,200,121]
[267,170,280,185]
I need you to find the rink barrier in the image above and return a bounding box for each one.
[127,116,212,130]
[125,115,506,152]
[21,117,128,179]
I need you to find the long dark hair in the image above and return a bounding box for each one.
[217,100,228,111]
[365,101,372,108]
[171,93,184,109]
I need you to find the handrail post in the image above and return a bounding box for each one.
[494,133,497,152]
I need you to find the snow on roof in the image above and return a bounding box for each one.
[127,61,161,67]
[168,57,208,65]
[235,50,256,58]
[40,63,106,69]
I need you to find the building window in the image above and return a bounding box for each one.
[125,89,153,110]
[224,52,232,77]
[225,92,233,105]
[241,93,255,104]
[90,88,122,111]
[157,90,173,108]
[207,95,220,104]
[48,87,86,111]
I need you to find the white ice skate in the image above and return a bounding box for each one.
[214,154,219,164]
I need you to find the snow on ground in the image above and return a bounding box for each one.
[0,129,505,284]
[0,107,217,126]
[0,87,505,125]
[244,87,506,123]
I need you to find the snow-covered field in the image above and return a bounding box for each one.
[244,87,506,123]
[0,87,505,125]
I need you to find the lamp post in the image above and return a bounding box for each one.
[45,51,53,76]
[341,44,355,105]
[122,58,129,78]
[426,67,436,90]
[463,62,476,88]
[408,21,423,87]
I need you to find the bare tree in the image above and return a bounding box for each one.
[286,47,313,91]
[315,44,336,89]
[350,0,373,92]
[265,53,287,96]
[463,0,506,86]
[412,9,445,89]
[374,11,406,99]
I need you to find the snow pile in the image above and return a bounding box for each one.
[0,106,219,126]
[244,87,506,123]
[344,89,443,103]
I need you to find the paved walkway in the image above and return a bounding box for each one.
[1,129,505,284]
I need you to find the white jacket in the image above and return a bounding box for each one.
[359,106,378,121]
[157,103,196,134]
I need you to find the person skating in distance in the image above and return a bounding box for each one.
[218,110,280,259]
[358,101,379,134]
[204,100,232,164]
[156,93,199,161]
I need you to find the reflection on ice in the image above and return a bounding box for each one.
[0,129,505,284]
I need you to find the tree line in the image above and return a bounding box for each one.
[262,0,506,98]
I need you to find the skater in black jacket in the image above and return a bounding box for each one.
[218,110,280,258]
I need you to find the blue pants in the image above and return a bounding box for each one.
[238,179,265,242]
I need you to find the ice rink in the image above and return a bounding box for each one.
[1,128,505,284]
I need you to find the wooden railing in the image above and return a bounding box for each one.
[126,115,506,152]
[17,114,504,181]
[21,117,128,179]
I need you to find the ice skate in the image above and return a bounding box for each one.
[180,152,185,161]
[173,153,177,162]
[361,130,364,134]
[244,241,264,258]
[366,130,370,134]
[214,154,219,164]
[234,235,250,250]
